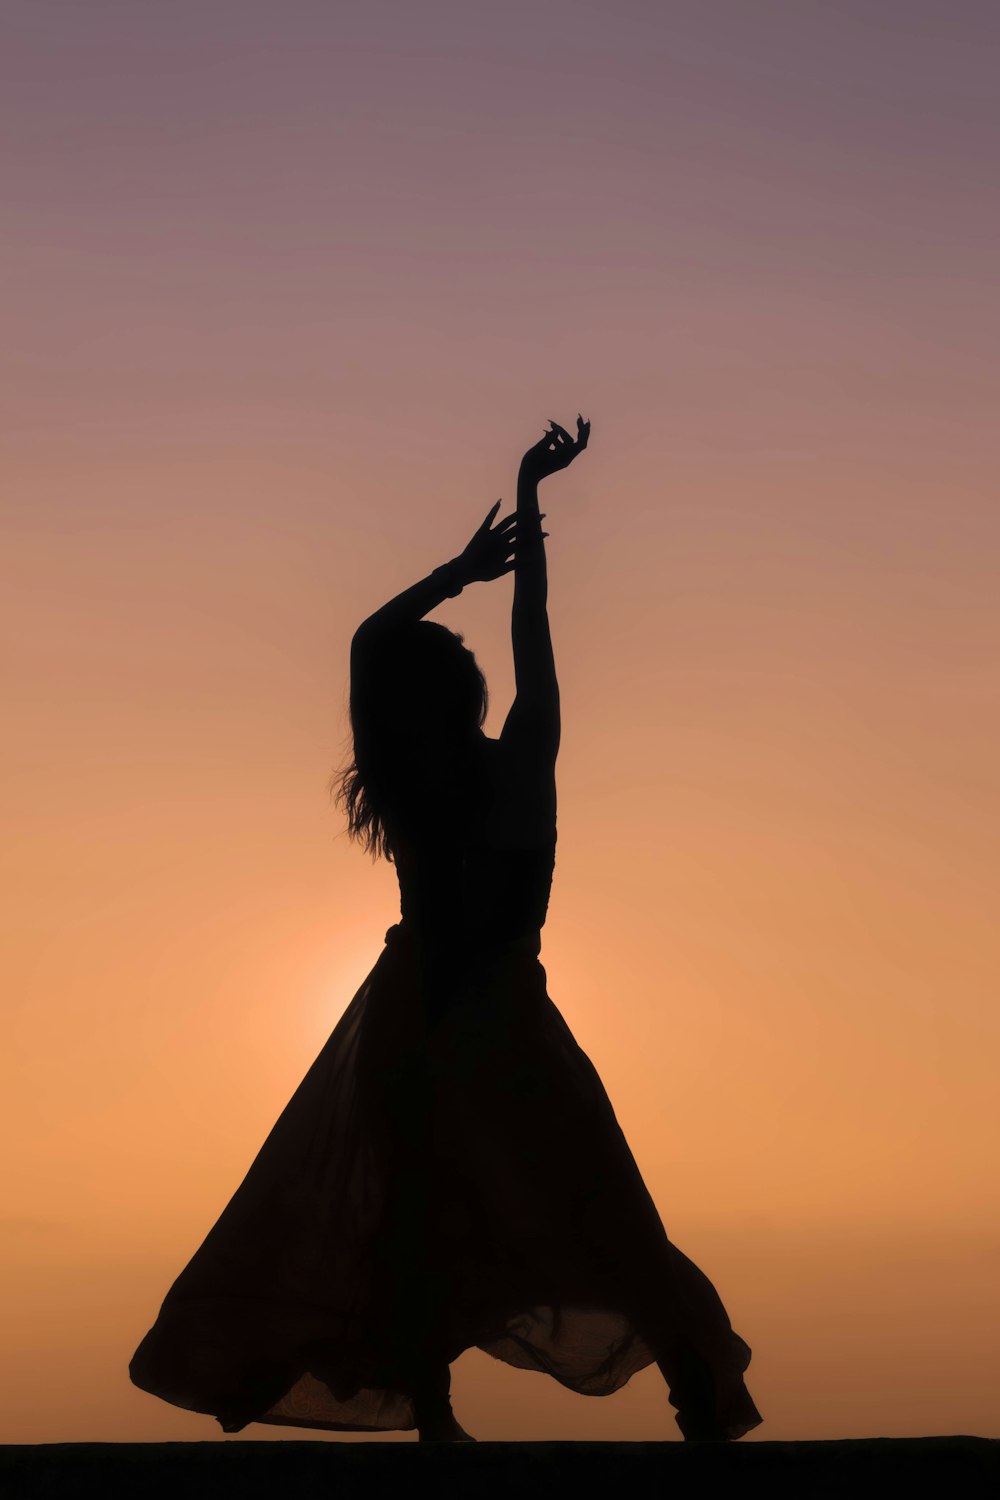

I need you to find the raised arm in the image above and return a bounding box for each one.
[350,496,513,729]
[352,499,517,648]
[501,415,591,773]
[350,500,521,707]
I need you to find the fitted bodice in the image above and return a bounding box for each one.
[393,830,557,962]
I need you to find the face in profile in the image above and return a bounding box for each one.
[391,623,488,748]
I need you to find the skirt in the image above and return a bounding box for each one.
[128,922,763,1439]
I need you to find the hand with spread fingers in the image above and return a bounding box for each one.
[519,414,592,484]
[455,499,549,585]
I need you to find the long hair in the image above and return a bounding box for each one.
[330,620,489,863]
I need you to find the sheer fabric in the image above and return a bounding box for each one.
[129,834,763,1438]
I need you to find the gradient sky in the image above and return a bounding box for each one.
[3,0,998,1443]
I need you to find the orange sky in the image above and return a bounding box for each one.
[3,0,998,1443]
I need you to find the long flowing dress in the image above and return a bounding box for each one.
[128,825,763,1439]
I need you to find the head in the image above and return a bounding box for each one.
[331,621,489,861]
[391,620,489,740]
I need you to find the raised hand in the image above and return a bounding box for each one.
[519,414,591,484]
[455,500,548,585]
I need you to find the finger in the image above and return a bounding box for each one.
[478,499,502,532]
[500,558,517,574]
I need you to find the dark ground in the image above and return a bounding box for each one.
[1,1438,997,1500]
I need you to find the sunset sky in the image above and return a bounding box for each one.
[3,0,998,1443]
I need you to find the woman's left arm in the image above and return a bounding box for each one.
[352,501,519,651]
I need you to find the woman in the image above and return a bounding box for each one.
[129,416,763,1443]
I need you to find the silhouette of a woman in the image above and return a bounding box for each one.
[129,417,763,1443]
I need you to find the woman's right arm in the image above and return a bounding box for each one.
[501,416,591,777]
[502,460,558,760]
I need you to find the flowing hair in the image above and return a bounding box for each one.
[330,620,489,863]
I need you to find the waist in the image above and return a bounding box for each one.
[384,919,541,961]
